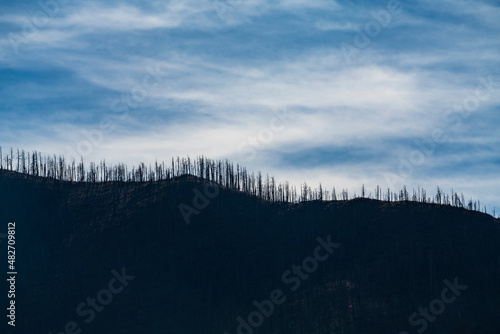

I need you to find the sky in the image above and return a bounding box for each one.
[0,0,499,213]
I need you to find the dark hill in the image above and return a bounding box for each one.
[1,170,499,334]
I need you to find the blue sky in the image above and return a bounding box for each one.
[0,0,499,212]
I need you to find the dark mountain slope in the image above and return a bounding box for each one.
[0,170,499,334]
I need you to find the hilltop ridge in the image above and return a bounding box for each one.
[1,170,499,333]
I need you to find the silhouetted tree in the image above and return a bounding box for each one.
[0,146,491,214]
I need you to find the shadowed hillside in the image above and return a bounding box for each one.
[1,170,499,334]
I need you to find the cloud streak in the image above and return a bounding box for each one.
[0,0,498,212]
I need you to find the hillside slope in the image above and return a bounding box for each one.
[0,170,499,334]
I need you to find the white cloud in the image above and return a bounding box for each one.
[0,0,498,212]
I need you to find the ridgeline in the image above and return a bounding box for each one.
[0,169,499,333]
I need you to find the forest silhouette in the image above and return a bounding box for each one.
[0,146,491,215]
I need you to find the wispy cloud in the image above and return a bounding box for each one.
[0,0,498,211]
